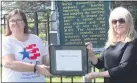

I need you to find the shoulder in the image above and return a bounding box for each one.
[29,34,41,40]
[2,36,13,43]
[123,39,137,52]
[29,34,43,42]
[126,38,137,47]
[2,36,15,48]
[132,38,137,44]
[29,34,39,38]
[130,38,137,48]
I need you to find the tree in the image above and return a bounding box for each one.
[1,1,51,41]
[2,1,51,12]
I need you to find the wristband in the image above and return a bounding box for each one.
[34,62,38,73]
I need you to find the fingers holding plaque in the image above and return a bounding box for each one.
[49,45,88,76]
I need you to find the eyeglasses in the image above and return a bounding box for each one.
[9,19,23,24]
[112,18,125,24]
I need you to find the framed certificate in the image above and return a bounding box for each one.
[49,45,88,76]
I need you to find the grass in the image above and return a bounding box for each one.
[46,76,104,82]
[46,68,104,82]
[0,66,104,82]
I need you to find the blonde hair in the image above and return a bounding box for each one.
[105,7,137,48]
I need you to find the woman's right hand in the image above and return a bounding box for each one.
[85,42,93,50]
[85,42,94,57]
[85,42,98,64]
[37,64,52,77]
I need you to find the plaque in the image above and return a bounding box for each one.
[49,45,88,76]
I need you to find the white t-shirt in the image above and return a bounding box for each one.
[2,34,48,82]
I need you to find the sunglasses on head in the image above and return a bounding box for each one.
[112,18,125,24]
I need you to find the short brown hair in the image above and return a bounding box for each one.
[5,9,29,36]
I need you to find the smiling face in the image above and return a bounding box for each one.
[112,15,128,36]
[110,8,129,37]
[106,7,136,48]
[8,13,25,35]
[5,9,28,36]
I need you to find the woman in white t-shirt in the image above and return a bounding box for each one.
[2,9,52,82]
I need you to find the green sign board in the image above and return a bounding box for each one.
[57,1,111,48]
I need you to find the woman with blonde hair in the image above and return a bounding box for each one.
[85,7,137,83]
[2,9,52,82]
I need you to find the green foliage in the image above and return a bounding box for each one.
[0,25,5,34]
[38,33,46,40]
[2,1,51,12]
[28,23,34,29]
[2,1,51,41]
[38,12,49,22]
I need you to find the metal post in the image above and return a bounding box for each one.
[34,12,38,35]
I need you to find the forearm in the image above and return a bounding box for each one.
[4,61,34,72]
[97,71,110,78]
[43,55,50,66]
[85,71,110,80]
[88,50,98,65]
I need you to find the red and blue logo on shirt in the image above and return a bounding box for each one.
[20,44,40,60]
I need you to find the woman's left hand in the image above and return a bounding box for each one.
[85,72,99,80]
